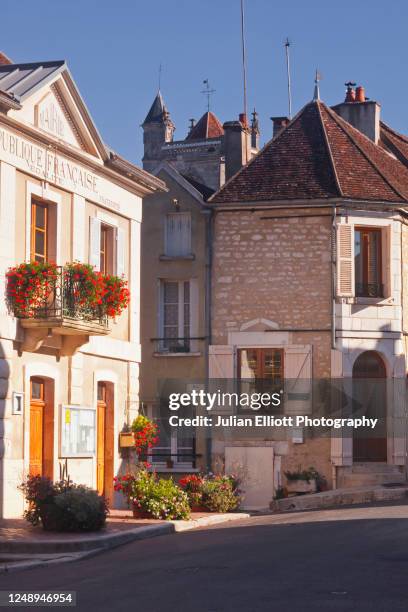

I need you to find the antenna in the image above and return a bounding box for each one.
[313,69,321,101]
[240,0,249,162]
[201,79,215,112]
[158,63,162,91]
[284,38,292,119]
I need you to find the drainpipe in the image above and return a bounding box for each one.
[331,205,337,350]
[202,206,213,471]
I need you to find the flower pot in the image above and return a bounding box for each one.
[191,504,207,513]
[132,508,152,519]
[286,478,317,495]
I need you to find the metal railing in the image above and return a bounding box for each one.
[13,266,108,326]
[151,336,206,354]
[355,282,383,298]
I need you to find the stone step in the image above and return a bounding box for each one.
[342,473,406,487]
[352,463,403,474]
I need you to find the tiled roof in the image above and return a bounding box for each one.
[210,100,408,205]
[186,111,224,141]
[380,122,408,168]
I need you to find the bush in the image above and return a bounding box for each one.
[179,475,205,507]
[201,475,241,513]
[179,474,241,513]
[20,476,108,532]
[114,468,190,520]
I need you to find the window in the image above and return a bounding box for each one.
[89,217,125,276]
[99,224,114,274]
[165,213,191,257]
[149,403,194,468]
[354,228,383,297]
[238,348,283,395]
[31,201,48,262]
[160,280,190,352]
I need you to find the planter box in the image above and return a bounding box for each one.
[286,479,317,495]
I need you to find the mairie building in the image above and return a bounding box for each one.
[0,53,164,517]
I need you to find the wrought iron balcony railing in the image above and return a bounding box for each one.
[151,336,206,354]
[11,265,108,327]
[355,282,383,298]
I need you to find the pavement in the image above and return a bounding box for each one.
[1,500,408,611]
[0,510,249,573]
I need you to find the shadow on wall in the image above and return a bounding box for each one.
[0,341,10,518]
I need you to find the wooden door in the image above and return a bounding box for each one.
[29,378,54,479]
[29,379,45,477]
[96,382,114,501]
[97,384,106,496]
[353,351,387,462]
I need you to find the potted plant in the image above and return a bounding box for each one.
[131,414,159,461]
[114,466,190,520]
[284,466,323,495]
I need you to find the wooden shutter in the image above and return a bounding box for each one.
[209,345,234,378]
[89,217,101,270]
[337,223,354,297]
[382,225,392,298]
[116,227,125,277]
[166,213,191,256]
[284,346,312,415]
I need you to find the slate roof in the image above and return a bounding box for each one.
[186,111,224,141]
[0,60,65,100]
[143,91,167,124]
[380,122,408,168]
[210,100,408,205]
[181,174,215,201]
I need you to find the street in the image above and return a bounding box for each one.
[1,503,408,611]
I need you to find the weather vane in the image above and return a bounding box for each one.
[158,63,162,91]
[314,69,322,101]
[201,79,216,112]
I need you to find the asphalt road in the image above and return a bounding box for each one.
[1,503,408,612]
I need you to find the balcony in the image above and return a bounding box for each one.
[151,336,206,356]
[6,262,129,355]
[355,282,383,299]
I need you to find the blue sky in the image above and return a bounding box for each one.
[3,0,408,165]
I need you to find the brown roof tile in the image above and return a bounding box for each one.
[210,100,408,205]
[186,111,224,141]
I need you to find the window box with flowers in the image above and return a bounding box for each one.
[5,261,130,354]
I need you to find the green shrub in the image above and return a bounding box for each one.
[201,475,241,513]
[20,475,108,532]
[115,468,190,520]
[53,486,108,531]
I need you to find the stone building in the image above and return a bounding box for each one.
[208,84,408,508]
[0,54,164,517]
[140,92,259,472]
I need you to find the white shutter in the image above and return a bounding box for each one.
[89,217,101,270]
[209,345,234,378]
[337,223,354,297]
[284,346,312,415]
[116,227,125,277]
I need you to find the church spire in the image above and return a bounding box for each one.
[142,91,168,125]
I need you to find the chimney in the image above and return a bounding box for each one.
[0,52,12,66]
[223,114,251,180]
[332,83,380,144]
[270,116,290,138]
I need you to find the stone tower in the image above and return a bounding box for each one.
[142,91,175,173]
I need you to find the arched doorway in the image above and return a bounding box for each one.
[29,377,54,478]
[352,351,387,462]
[96,382,114,503]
